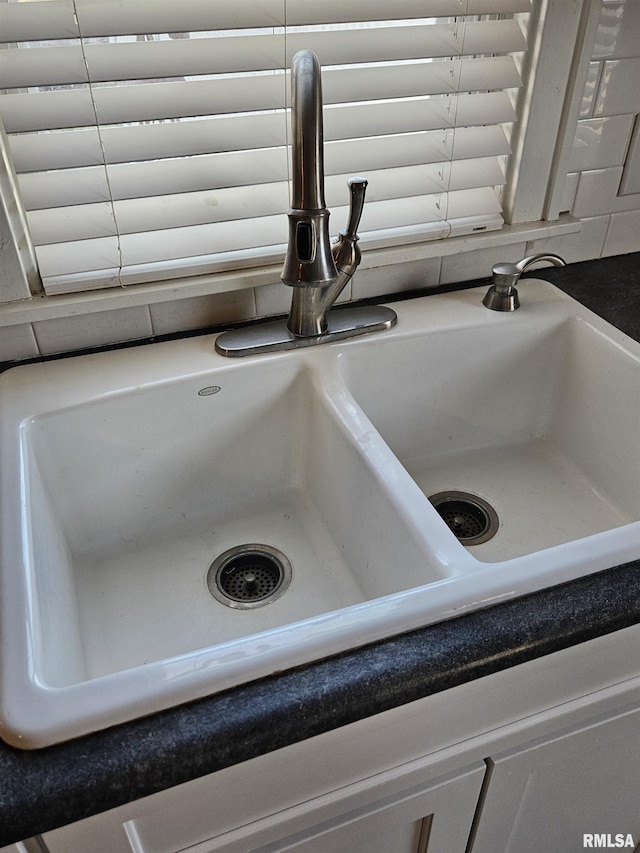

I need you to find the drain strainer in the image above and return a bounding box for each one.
[207,544,292,609]
[429,491,499,545]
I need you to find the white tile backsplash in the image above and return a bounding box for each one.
[602,209,640,255]
[592,1,640,60]
[594,58,640,116]
[563,0,640,258]
[351,257,441,300]
[569,115,634,172]
[0,323,39,362]
[579,63,603,119]
[528,216,611,264]
[573,166,640,218]
[559,173,580,215]
[149,289,256,335]
[440,243,527,285]
[254,280,296,318]
[256,279,355,318]
[33,305,153,356]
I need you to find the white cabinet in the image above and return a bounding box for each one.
[174,763,485,853]
[469,705,640,853]
[19,627,640,853]
[0,845,41,853]
[39,703,640,853]
[41,762,485,853]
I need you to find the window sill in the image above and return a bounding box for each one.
[0,217,580,329]
[1,216,585,361]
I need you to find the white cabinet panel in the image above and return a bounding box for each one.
[43,810,132,853]
[0,844,41,853]
[470,705,640,853]
[177,763,485,853]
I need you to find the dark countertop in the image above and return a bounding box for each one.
[532,251,640,341]
[1,252,639,846]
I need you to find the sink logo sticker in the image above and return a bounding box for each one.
[198,386,221,396]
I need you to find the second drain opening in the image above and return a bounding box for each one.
[429,491,499,545]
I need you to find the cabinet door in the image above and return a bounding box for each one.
[470,705,640,853]
[41,810,132,853]
[35,761,484,853]
[180,763,485,853]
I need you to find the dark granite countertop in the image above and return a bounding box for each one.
[1,252,639,847]
[531,251,640,341]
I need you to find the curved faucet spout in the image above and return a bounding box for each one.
[282,50,337,297]
[290,50,325,212]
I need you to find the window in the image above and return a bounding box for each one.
[1,1,534,296]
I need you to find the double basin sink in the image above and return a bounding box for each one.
[1,279,638,748]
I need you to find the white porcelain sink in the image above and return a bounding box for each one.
[1,279,638,748]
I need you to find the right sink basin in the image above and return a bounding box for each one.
[337,279,640,564]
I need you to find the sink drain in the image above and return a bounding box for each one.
[207,544,292,609]
[429,491,499,545]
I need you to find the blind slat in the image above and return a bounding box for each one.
[0,0,284,42]
[18,148,290,208]
[286,20,527,66]
[74,0,285,39]
[1,55,522,133]
[27,157,506,244]
[1,0,531,42]
[19,125,509,210]
[1,45,88,90]
[8,113,289,172]
[9,91,514,174]
[0,0,79,44]
[36,184,504,291]
[287,0,532,25]
[2,20,525,89]
[28,182,291,243]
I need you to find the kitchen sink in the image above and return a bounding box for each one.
[1,279,638,747]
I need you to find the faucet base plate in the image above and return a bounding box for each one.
[215,305,397,357]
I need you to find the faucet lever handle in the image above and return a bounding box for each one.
[343,177,368,240]
[334,177,368,274]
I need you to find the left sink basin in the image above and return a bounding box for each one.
[0,343,449,748]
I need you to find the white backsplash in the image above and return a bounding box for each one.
[533,0,640,263]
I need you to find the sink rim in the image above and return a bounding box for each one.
[1,279,638,749]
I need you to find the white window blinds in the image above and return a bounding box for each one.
[0,0,531,295]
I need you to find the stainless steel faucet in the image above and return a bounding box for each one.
[215,50,396,357]
[283,51,368,337]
